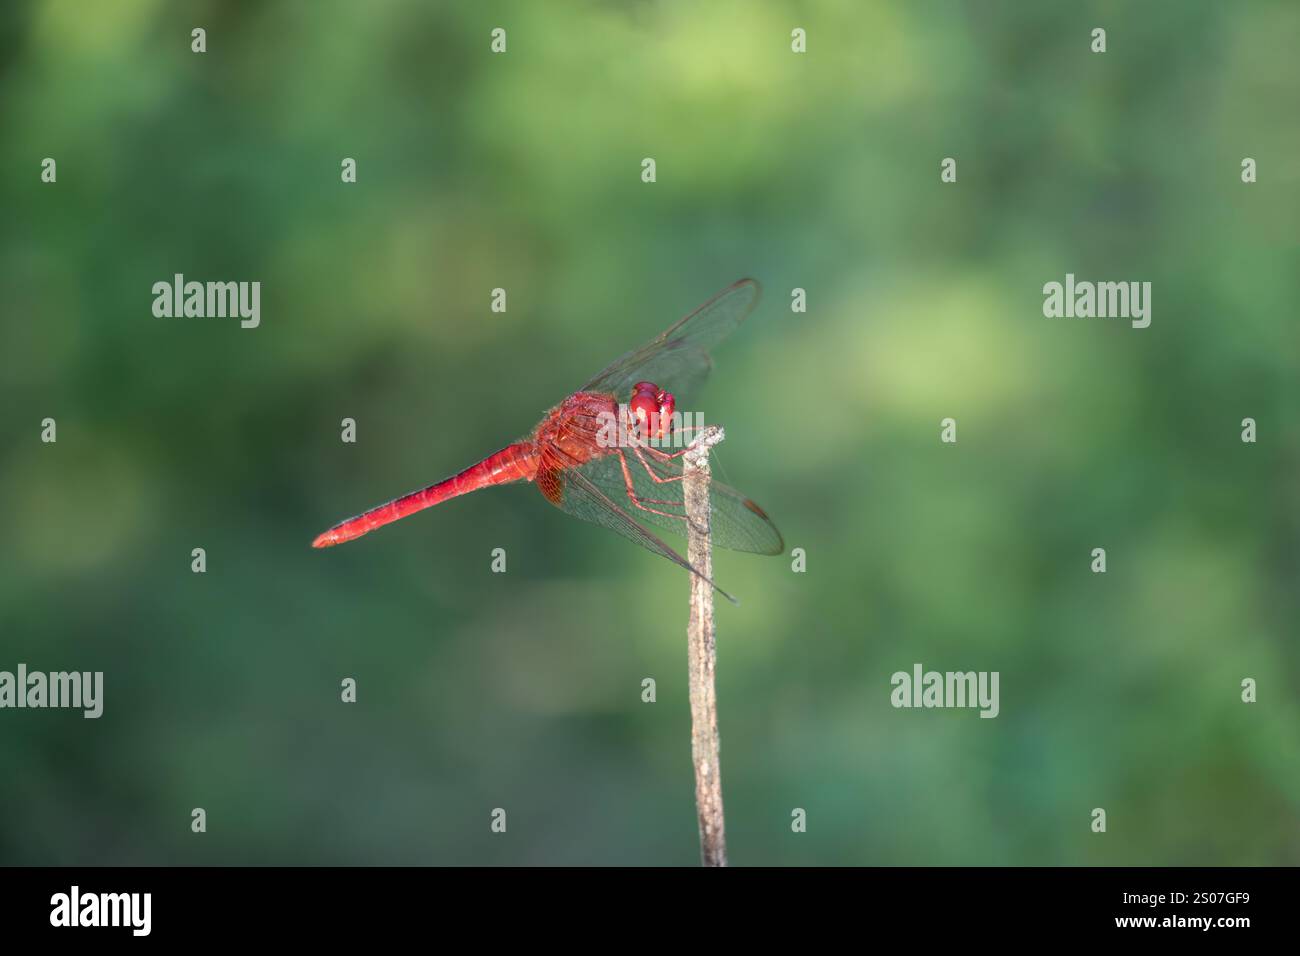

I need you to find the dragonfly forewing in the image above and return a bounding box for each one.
[581,278,761,403]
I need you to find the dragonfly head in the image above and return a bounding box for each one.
[630,381,675,440]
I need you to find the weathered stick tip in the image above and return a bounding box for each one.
[683,425,725,467]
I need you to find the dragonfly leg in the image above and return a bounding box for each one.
[664,420,719,439]
[631,445,686,484]
[616,450,692,522]
[637,423,720,462]
[638,444,689,463]
[611,450,707,535]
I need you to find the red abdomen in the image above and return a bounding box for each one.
[312,442,539,548]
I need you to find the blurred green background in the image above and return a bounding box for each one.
[2,0,1297,865]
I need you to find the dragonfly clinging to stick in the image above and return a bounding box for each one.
[312,279,783,600]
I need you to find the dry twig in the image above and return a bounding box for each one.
[682,425,727,867]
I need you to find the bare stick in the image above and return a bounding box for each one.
[683,425,727,867]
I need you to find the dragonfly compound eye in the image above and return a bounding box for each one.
[629,391,658,436]
[657,391,676,434]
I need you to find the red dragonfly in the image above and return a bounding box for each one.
[312,279,783,600]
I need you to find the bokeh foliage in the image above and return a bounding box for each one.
[1,0,1297,864]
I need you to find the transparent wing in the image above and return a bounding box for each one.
[582,278,762,402]
[569,452,783,556]
[544,464,739,604]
